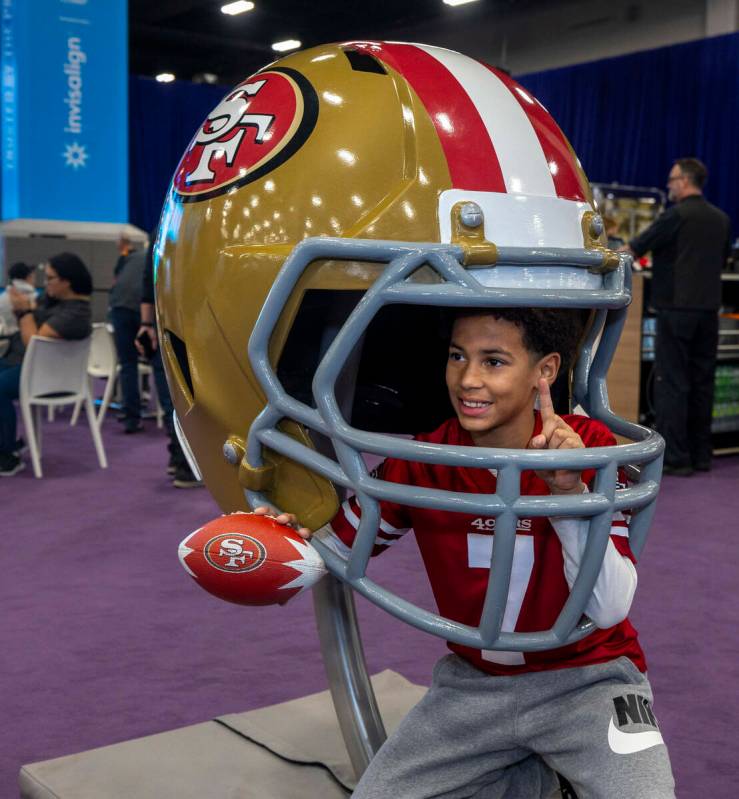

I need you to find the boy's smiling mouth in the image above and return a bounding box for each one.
[458,398,492,416]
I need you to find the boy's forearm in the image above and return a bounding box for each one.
[549,513,637,629]
[314,524,352,559]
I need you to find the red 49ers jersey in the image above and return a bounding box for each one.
[329,412,646,676]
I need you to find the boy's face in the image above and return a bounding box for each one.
[446,314,559,448]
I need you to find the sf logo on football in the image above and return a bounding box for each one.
[185,80,274,184]
[204,534,266,573]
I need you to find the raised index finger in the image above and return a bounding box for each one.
[537,377,555,419]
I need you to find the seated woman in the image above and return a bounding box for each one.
[0,252,92,476]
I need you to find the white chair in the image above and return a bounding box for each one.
[70,323,118,426]
[71,324,163,428]
[137,361,164,428]
[19,335,108,478]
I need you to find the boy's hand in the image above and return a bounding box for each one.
[528,378,586,496]
[252,506,312,540]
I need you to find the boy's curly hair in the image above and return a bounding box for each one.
[450,308,589,372]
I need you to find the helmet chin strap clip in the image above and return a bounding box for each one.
[224,436,275,491]
[239,460,275,491]
[450,201,498,266]
[581,210,622,275]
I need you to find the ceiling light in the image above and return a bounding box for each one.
[193,72,219,84]
[443,0,479,6]
[272,39,301,52]
[155,72,175,83]
[221,1,254,14]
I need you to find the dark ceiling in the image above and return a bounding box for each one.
[129,0,524,86]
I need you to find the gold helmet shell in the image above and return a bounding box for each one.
[155,41,596,528]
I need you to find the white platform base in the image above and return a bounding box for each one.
[19,670,426,799]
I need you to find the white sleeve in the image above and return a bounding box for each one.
[549,491,637,629]
[313,523,353,558]
[0,294,18,334]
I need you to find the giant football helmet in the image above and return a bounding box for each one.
[156,41,663,654]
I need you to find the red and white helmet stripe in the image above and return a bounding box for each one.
[352,42,587,202]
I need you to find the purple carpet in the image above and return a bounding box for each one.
[2,409,738,796]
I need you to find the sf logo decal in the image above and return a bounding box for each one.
[173,67,318,202]
[185,80,273,184]
[203,534,267,573]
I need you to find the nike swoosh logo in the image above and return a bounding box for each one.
[608,717,664,755]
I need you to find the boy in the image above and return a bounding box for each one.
[258,308,675,798]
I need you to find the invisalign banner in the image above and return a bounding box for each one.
[1,0,127,221]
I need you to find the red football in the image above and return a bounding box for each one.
[178,512,326,606]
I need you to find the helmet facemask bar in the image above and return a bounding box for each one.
[246,236,664,653]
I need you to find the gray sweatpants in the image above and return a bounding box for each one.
[353,654,675,799]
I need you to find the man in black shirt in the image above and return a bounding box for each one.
[626,158,731,475]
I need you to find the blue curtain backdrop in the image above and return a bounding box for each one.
[517,32,739,235]
[129,32,738,235]
[129,76,223,234]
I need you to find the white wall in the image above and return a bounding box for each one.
[393,0,732,74]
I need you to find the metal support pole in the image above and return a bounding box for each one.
[313,574,387,781]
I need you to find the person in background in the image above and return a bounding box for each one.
[0,262,37,358]
[114,234,133,275]
[135,235,202,489]
[622,158,731,476]
[109,245,147,434]
[0,253,92,476]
